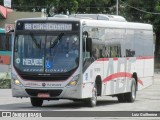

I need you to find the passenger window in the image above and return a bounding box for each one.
[109,45,121,58]
[0,34,10,51]
[126,49,135,57]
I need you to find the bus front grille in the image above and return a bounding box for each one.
[20,74,70,81]
[25,89,63,97]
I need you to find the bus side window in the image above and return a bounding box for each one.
[6,34,12,51]
[111,46,116,57]
[100,49,103,58]
[117,45,122,57]
[0,34,6,51]
[105,46,110,58]
[0,37,2,50]
[126,49,135,57]
[92,48,97,59]
[110,45,121,58]
[0,33,12,51]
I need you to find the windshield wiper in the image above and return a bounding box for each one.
[30,33,41,49]
[50,33,64,48]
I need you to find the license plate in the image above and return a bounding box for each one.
[38,93,50,98]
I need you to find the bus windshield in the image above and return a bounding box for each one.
[13,32,79,74]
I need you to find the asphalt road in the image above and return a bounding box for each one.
[0,74,160,119]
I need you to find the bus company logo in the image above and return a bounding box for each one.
[16,58,20,64]
[42,83,46,87]
[2,112,11,117]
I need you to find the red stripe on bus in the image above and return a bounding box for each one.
[136,56,154,60]
[96,56,154,62]
[102,72,143,86]
[96,58,118,61]
[96,58,109,61]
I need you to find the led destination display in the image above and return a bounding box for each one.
[24,23,72,31]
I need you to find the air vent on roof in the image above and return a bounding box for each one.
[53,14,69,18]
[69,14,126,22]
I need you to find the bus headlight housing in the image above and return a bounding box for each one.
[13,79,23,87]
[12,74,23,86]
[14,79,21,85]
[67,74,80,87]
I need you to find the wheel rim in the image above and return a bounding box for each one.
[131,82,136,100]
[91,87,97,105]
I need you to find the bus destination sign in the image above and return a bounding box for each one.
[24,23,72,31]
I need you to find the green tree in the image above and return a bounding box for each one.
[11,0,115,15]
[12,0,47,12]
[54,0,78,14]
[0,0,3,5]
[120,0,160,57]
[76,0,115,14]
[152,1,160,56]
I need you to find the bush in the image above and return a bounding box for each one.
[0,79,11,89]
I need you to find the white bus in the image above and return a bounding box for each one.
[11,14,154,107]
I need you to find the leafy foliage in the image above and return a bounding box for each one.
[11,0,114,15]
[1,0,160,56]
[120,0,160,56]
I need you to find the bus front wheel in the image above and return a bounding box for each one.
[30,98,43,107]
[85,84,97,107]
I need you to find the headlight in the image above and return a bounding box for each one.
[12,74,23,86]
[13,79,23,86]
[67,74,80,87]
[14,79,21,85]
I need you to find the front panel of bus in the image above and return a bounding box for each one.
[12,20,82,99]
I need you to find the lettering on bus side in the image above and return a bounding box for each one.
[115,58,126,93]
[106,58,136,94]
[126,58,136,91]
[106,58,114,94]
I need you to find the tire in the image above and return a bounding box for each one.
[73,99,81,102]
[117,78,137,103]
[30,98,43,107]
[117,94,126,103]
[125,78,137,102]
[86,84,97,107]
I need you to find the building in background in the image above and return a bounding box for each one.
[0,5,46,28]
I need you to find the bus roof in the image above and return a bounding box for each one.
[16,15,152,31]
[81,19,152,30]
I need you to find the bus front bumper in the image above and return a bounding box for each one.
[11,83,82,99]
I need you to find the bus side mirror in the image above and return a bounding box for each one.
[86,38,92,52]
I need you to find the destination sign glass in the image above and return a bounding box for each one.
[24,23,72,31]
